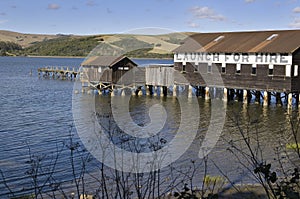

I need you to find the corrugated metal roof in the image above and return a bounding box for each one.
[174,30,300,53]
[81,55,127,67]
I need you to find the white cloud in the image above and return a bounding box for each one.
[245,0,255,3]
[188,22,200,28]
[289,18,300,28]
[189,6,225,21]
[48,4,60,10]
[293,7,300,13]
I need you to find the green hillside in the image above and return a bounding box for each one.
[22,36,100,57]
[0,31,189,58]
[0,41,22,56]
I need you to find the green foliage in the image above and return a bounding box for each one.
[0,41,22,56]
[7,34,176,58]
[286,143,300,150]
[163,37,185,45]
[21,36,100,57]
[204,175,227,192]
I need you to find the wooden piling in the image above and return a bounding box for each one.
[173,85,177,97]
[288,93,293,108]
[188,85,193,98]
[243,90,248,104]
[263,91,268,106]
[205,87,210,100]
[223,88,228,102]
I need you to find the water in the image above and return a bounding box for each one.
[0,57,298,197]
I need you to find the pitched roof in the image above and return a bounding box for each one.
[174,29,300,53]
[81,55,134,67]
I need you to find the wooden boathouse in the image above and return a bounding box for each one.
[173,29,300,106]
[81,55,137,84]
[38,29,298,107]
[80,55,139,92]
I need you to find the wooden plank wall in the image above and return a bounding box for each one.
[292,49,300,92]
[111,58,136,84]
[146,67,174,86]
[81,66,112,83]
[174,62,292,92]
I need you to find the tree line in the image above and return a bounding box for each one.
[0,36,173,58]
[0,41,22,56]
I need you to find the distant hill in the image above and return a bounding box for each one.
[0,30,191,58]
[0,30,67,47]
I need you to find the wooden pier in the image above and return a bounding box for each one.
[38,30,300,108]
[38,66,79,79]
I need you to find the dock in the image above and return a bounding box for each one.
[38,66,79,80]
[37,30,300,108]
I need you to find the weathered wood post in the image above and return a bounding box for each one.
[263,91,269,106]
[223,88,228,102]
[158,86,163,97]
[173,85,177,97]
[163,86,168,96]
[153,86,157,96]
[188,85,193,98]
[205,87,210,100]
[295,93,299,107]
[276,92,282,106]
[148,85,154,96]
[255,90,261,104]
[132,88,136,96]
[138,87,143,96]
[288,93,293,108]
[243,90,248,104]
[146,85,151,96]
[121,85,126,96]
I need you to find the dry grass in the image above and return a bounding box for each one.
[0,30,61,47]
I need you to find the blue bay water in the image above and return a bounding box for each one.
[0,57,174,197]
[0,56,297,197]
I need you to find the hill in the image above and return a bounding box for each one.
[0,30,67,47]
[0,30,190,58]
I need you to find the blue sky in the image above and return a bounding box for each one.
[0,0,299,35]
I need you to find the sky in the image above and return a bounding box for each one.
[0,0,299,35]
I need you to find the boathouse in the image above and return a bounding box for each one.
[80,55,137,84]
[174,30,300,105]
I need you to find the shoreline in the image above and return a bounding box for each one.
[26,55,85,59]
[8,55,173,60]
